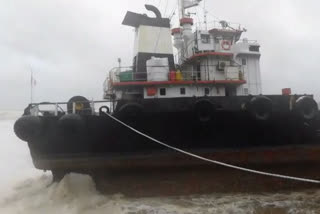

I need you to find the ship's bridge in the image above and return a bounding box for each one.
[174,20,260,62]
[170,19,262,97]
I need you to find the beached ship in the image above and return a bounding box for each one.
[14,1,320,195]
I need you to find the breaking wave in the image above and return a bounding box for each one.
[1,173,320,214]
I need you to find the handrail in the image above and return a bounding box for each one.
[105,64,243,84]
[236,39,259,44]
[30,100,113,106]
[194,20,243,33]
[27,100,114,117]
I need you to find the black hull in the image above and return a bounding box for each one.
[19,95,320,167]
[23,109,320,177]
[14,95,320,194]
[26,111,318,160]
[92,163,320,197]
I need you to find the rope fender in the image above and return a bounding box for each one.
[106,113,320,184]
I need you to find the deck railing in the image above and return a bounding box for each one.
[26,100,113,117]
[104,65,244,88]
[194,21,243,32]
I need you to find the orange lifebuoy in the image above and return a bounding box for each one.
[221,40,231,50]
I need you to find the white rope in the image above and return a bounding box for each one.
[106,113,320,184]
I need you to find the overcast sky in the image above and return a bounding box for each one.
[1,0,320,110]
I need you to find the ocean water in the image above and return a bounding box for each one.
[1,111,320,214]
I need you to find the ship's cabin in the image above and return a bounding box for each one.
[104,7,263,102]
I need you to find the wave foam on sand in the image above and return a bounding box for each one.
[1,173,320,214]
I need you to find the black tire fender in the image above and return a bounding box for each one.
[58,114,85,136]
[295,96,318,120]
[194,100,215,123]
[118,103,144,118]
[14,116,42,142]
[67,96,91,115]
[249,96,273,121]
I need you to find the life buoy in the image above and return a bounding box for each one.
[295,96,318,120]
[221,40,231,50]
[249,96,273,121]
[194,100,215,123]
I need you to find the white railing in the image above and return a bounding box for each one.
[237,39,259,44]
[105,65,244,84]
[27,100,113,117]
[195,21,243,32]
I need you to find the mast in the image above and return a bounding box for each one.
[204,0,207,30]
[30,67,33,104]
[177,0,202,61]
[179,0,203,18]
[179,0,185,18]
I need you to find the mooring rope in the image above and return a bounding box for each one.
[106,113,320,184]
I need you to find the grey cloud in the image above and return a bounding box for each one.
[0,0,320,110]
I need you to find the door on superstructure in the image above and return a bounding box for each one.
[192,62,201,81]
[225,86,237,97]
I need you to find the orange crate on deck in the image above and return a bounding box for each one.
[282,88,291,95]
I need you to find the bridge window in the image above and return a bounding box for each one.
[205,88,210,96]
[180,88,186,95]
[242,58,247,66]
[201,34,210,44]
[244,88,249,96]
[249,45,260,52]
[159,88,166,96]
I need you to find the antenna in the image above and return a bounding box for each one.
[118,58,122,69]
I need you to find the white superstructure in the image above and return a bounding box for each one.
[104,1,263,101]
[133,26,173,56]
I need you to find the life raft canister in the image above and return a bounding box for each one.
[295,96,318,120]
[248,96,273,121]
[14,116,42,142]
[221,40,232,50]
